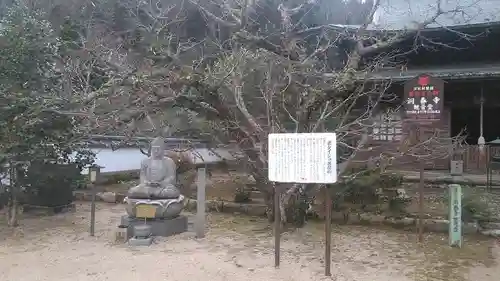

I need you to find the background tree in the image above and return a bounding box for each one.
[0,3,94,226]
[0,0,473,225]
[76,0,466,223]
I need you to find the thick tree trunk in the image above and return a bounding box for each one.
[6,188,19,227]
[6,164,20,227]
[247,150,310,226]
[252,173,275,221]
[7,199,18,227]
[264,189,275,222]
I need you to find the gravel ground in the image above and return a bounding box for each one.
[0,202,499,281]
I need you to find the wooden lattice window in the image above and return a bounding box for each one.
[372,108,403,141]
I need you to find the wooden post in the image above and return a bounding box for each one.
[274,184,281,268]
[324,185,332,276]
[195,167,206,238]
[414,126,425,243]
[90,183,96,236]
[402,75,444,243]
[418,160,424,243]
[88,166,101,237]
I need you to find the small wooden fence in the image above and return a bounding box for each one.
[455,145,500,174]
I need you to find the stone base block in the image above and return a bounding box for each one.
[128,237,153,246]
[120,215,188,239]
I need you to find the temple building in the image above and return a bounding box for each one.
[352,0,500,173]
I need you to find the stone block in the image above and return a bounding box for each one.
[83,192,95,201]
[389,217,416,229]
[115,193,126,204]
[417,219,448,233]
[133,224,152,238]
[246,204,267,217]
[73,191,85,201]
[423,219,449,233]
[329,212,347,222]
[120,215,188,239]
[481,229,500,237]
[419,219,478,234]
[128,237,153,246]
[481,222,500,230]
[463,222,479,234]
[97,192,117,203]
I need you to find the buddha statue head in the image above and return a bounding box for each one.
[151,137,165,159]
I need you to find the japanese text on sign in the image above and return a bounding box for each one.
[448,184,462,248]
[453,198,460,232]
[404,74,444,121]
[267,133,337,184]
[406,96,441,114]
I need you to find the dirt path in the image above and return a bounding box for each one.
[0,202,498,281]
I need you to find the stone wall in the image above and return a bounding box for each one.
[73,188,500,238]
[75,169,500,238]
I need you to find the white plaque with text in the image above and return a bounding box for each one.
[268,133,337,184]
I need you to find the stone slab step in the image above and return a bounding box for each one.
[128,237,153,246]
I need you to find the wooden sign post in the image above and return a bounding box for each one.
[403,74,445,243]
[268,133,337,276]
[195,166,207,238]
[88,165,102,237]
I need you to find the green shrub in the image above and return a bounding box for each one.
[336,169,403,204]
[234,186,251,203]
[331,168,407,215]
[460,192,493,222]
[441,188,494,222]
[387,196,411,216]
[286,190,310,227]
[102,171,139,185]
[20,162,81,207]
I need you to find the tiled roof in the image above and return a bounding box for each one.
[83,135,209,149]
[358,63,500,81]
[369,0,500,30]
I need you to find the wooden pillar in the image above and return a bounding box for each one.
[195,166,206,238]
[478,84,486,169]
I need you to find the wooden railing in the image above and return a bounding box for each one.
[454,145,500,174]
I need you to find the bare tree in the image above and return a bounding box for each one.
[43,0,478,223]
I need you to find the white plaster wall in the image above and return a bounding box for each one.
[1,148,147,184]
[83,147,235,173]
[80,148,147,174]
[1,146,235,184]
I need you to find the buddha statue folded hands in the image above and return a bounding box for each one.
[124,137,184,219]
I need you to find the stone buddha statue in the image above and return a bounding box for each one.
[124,137,184,219]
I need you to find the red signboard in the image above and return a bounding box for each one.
[403,74,444,122]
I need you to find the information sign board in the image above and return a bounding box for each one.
[268,133,337,184]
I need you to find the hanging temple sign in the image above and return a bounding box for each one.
[403,74,445,122]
